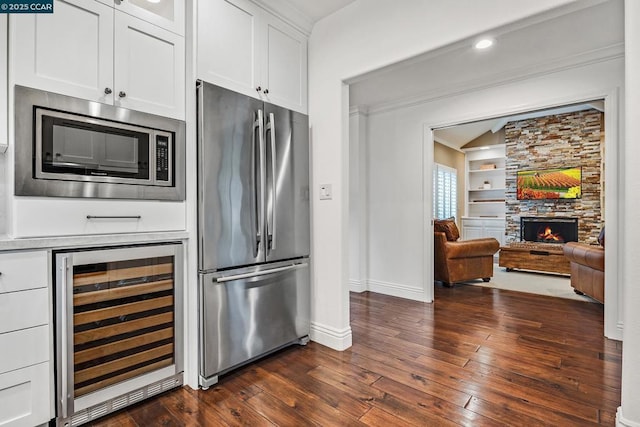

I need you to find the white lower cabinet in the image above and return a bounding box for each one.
[12,199,186,238]
[0,250,52,426]
[0,362,51,427]
[461,217,505,246]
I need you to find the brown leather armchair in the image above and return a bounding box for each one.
[563,242,604,303]
[434,219,500,286]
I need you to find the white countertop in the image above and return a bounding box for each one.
[0,231,190,251]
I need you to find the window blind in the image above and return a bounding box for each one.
[433,163,457,220]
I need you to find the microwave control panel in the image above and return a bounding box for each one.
[156,134,171,182]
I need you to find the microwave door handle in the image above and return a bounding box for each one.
[266,113,277,252]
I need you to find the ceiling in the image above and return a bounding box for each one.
[434,101,605,150]
[283,0,356,24]
[348,0,623,111]
[256,0,357,32]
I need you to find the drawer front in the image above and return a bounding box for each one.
[0,362,51,427]
[13,199,186,238]
[0,288,49,334]
[0,326,49,375]
[0,251,48,294]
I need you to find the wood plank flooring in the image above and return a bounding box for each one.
[89,284,621,426]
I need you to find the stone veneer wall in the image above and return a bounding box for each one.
[505,109,603,244]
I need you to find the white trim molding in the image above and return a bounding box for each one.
[349,279,367,293]
[367,279,429,302]
[617,407,640,427]
[310,321,353,351]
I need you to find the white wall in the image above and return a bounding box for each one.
[308,0,579,350]
[619,0,640,424]
[348,110,368,292]
[365,58,623,332]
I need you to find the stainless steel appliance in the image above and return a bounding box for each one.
[54,243,183,426]
[197,80,310,388]
[14,85,185,200]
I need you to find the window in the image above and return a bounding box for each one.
[433,163,457,219]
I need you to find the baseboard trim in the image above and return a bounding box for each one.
[349,279,367,293]
[617,407,640,427]
[310,322,353,351]
[367,279,427,302]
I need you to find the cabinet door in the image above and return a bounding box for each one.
[114,12,185,119]
[197,0,262,99]
[463,225,484,241]
[486,225,506,246]
[261,15,308,113]
[12,0,114,103]
[115,0,185,35]
[0,363,52,427]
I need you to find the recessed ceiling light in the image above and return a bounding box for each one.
[147,0,161,3]
[474,38,494,50]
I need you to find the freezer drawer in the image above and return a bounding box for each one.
[199,260,310,386]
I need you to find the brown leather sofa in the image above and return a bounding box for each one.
[563,242,604,303]
[434,219,500,286]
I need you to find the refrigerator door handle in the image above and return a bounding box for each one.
[266,112,277,252]
[254,110,265,256]
[212,262,308,283]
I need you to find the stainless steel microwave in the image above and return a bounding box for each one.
[14,85,185,201]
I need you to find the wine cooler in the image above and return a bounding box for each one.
[54,243,183,426]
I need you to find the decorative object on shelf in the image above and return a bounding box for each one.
[483,180,491,189]
[479,164,497,170]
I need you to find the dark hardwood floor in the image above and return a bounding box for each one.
[89,284,621,426]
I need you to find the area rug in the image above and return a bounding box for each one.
[459,264,596,302]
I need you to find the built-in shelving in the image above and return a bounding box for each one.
[463,145,506,219]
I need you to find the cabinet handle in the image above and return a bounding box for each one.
[86,215,141,219]
[256,86,262,92]
[104,87,112,95]
[263,88,269,94]
[118,91,127,98]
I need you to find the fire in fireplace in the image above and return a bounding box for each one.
[520,217,578,243]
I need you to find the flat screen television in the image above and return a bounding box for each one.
[517,167,582,200]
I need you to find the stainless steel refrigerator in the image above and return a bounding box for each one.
[196,80,310,388]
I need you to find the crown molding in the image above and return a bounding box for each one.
[251,0,313,35]
[349,106,369,116]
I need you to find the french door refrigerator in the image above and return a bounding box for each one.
[196,80,310,388]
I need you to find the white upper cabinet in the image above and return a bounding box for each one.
[12,0,114,104]
[262,14,308,113]
[197,0,308,113]
[111,0,185,35]
[197,0,260,97]
[114,12,185,117]
[12,0,185,119]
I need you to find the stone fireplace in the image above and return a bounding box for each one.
[520,217,578,244]
[504,109,603,244]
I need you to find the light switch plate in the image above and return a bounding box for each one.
[319,184,332,200]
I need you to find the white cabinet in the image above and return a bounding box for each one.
[12,0,185,119]
[0,363,51,427]
[12,198,186,238]
[464,145,506,218]
[114,12,185,119]
[109,0,185,35]
[0,250,52,427]
[461,217,506,247]
[197,0,308,113]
